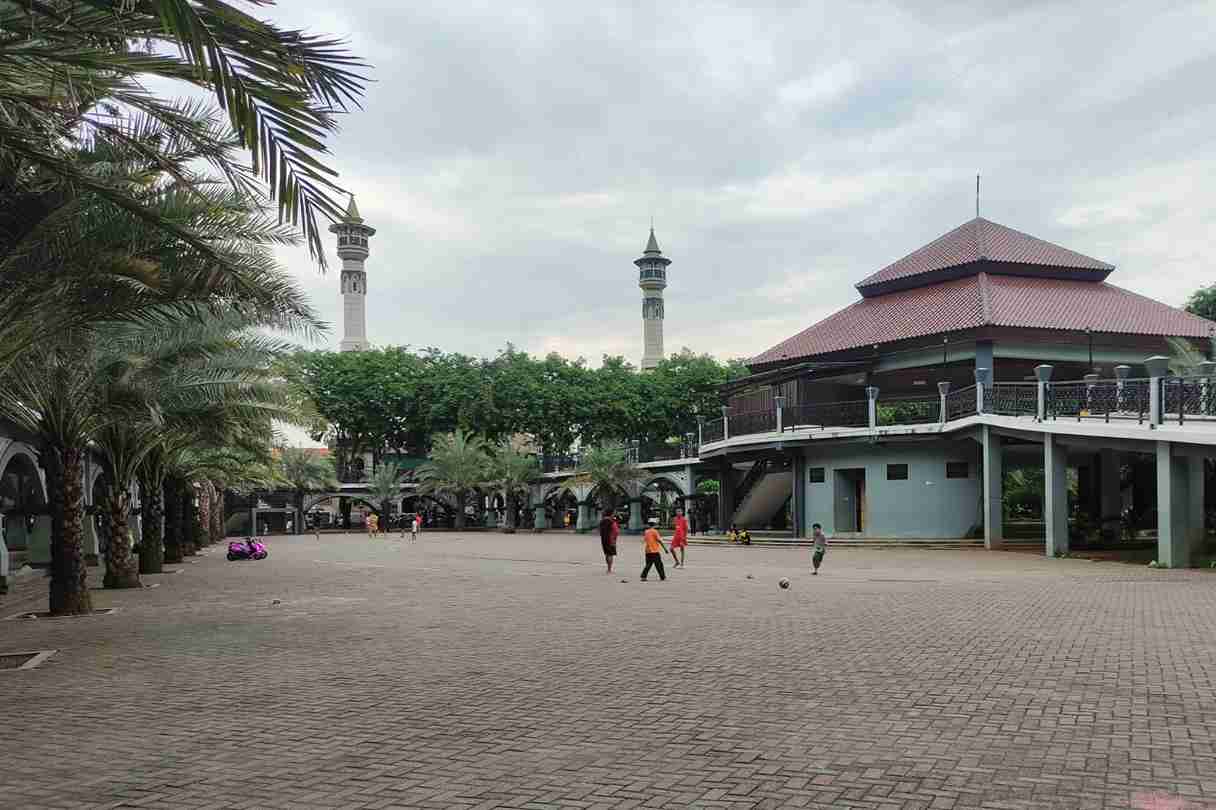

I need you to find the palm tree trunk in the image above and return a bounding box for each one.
[181,482,197,556]
[195,484,211,547]
[103,488,140,589]
[211,483,224,543]
[454,489,466,529]
[503,492,517,533]
[48,446,93,615]
[163,476,184,564]
[139,476,164,574]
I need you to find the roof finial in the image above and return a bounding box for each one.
[976,173,980,219]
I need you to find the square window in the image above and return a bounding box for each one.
[808,467,825,483]
[946,461,969,479]
[886,463,908,481]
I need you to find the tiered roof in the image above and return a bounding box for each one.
[751,217,1212,368]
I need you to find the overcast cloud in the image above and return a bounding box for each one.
[267,0,1216,366]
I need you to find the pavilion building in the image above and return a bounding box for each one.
[704,216,1215,545]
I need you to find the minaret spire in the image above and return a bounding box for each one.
[329,195,376,351]
[635,226,671,371]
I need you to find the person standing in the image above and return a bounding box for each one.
[812,522,828,575]
[670,508,689,567]
[411,512,421,542]
[598,509,619,574]
[641,523,670,581]
[366,511,379,538]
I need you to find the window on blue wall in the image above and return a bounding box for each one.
[808,467,825,483]
[886,463,908,481]
[946,462,969,479]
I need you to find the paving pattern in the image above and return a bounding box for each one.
[2,532,1215,809]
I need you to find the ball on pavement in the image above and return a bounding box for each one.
[778,577,791,590]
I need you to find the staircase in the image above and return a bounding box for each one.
[732,468,792,528]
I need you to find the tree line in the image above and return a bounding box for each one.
[282,347,746,481]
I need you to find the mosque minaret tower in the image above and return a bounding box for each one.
[330,195,376,352]
[635,227,670,371]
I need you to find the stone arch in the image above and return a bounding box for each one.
[302,492,382,515]
[641,474,686,497]
[0,443,46,553]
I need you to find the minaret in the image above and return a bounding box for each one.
[329,196,376,352]
[635,228,670,371]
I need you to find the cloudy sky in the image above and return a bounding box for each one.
[267,0,1216,367]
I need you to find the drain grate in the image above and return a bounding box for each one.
[0,650,57,671]
[4,608,118,621]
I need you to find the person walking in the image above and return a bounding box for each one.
[670,508,689,567]
[812,522,828,575]
[598,509,619,574]
[641,522,670,581]
[366,511,379,538]
[411,513,421,542]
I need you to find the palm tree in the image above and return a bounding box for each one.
[416,430,490,530]
[367,463,403,527]
[280,448,339,534]
[487,444,540,533]
[572,444,644,513]
[0,1,367,267]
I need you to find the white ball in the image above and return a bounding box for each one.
[778,578,791,590]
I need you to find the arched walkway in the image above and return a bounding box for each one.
[0,447,45,551]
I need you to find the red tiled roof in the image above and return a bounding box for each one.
[751,274,1213,367]
[856,217,1114,295]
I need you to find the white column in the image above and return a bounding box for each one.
[1146,356,1170,425]
[1034,364,1053,421]
[866,386,879,429]
[1044,434,1069,557]
[937,382,950,424]
[982,425,1003,550]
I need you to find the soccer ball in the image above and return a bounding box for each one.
[778,578,791,590]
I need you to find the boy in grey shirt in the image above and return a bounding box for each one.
[812,523,828,575]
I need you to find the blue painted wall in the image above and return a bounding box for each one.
[802,439,982,539]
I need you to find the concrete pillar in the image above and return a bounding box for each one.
[1156,442,1202,568]
[533,500,547,531]
[1146,356,1170,425]
[982,425,1003,549]
[1099,449,1122,541]
[721,406,730,441]
[974,367,991,414]
[775,395,785,432]
[719,462,735,531]
[575,502,590,533]
[628,498,643,534]
[866,386,879,429]
[29,514,52,565]
[791,453,806,538]
[938,381,950,423]
[976,340,994,380]
[1044,434,1069,557]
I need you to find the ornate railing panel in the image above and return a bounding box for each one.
[1047,379,1149,423]
[701,418,725,444]
[729,409,778,436]
[541,453,580,473]
[945,384,977,421]
[1162,377,1216,423]
[783,400,869,430]
[877,395,940,426]
[986,383,1037,416]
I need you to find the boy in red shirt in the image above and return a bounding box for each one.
[670,508,689,567]
[598,509,619,574]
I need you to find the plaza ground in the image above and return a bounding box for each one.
[2,534,1215,809]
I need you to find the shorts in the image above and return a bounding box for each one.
[812,549,825,565]
[601,540,617,557]
[670,536,687,549]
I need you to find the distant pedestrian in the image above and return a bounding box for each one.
[598,509,619,574]
[812,523,828,575]
[367,512,379,537]
[670,508,689,568]
[641,523,670,581]
[411,513,421,542]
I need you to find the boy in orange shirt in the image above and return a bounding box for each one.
[641,522,670,581]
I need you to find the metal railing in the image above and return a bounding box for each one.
[701,418,725,444]
[729,409,777,435]
[1162,377,1216,424]
[877,395,940,426]
[986,383,1037,416]
[541,453,580,473]
[1046,379,1150,423]
[783,399,869,430]
[946,384,978,420]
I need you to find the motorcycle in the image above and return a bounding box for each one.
[227,537,269,561]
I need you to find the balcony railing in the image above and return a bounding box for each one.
[987,383,1037,416]
[729,409,777,435]
[946,384,977,421]
[877,395,940,426]
[783,400,869,430]
[1162,377,1216,424]
[1046,379,1150,423]
[702,418,725,444]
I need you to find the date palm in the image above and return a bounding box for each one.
[280,448,339,534]
[416,430,490,530]
[367,463,403,527]
[572,444,644,513]
[487,444,539,533]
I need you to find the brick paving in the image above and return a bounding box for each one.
[2,533,1215,809]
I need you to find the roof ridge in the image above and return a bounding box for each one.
[978,272,992,324]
